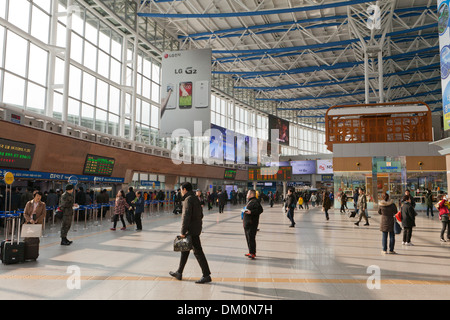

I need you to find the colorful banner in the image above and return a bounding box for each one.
[439,0,450,130]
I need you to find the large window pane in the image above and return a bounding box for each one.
[96,79,108,110]
[31,6,50,44]
[109,86,120,115]
[3,72,25,106]
[8,0,30,32]
[26,82,46,113]
[69,66,82,99]
[84,41,97,71]
[28,43,48,85]
[71,32,83,64]
[5,31,28,77]
[82,72,96,105]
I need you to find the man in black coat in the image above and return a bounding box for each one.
[243,190,263,259]
[170,182,211,284]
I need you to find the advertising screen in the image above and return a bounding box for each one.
[83,154,115,176]
[0,138,35,170]
[210,124,235,163]
[291,160,316,175]
[316,159,333,174]
[268,115,290,146]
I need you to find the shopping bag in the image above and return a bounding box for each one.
[21,224,42,238]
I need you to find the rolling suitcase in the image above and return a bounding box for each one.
[24,237,40,261]
[1,216,25,265]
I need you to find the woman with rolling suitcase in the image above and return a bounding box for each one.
[23,191,46,261]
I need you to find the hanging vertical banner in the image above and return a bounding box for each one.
[439,0,450,130]
[160,48,212,137]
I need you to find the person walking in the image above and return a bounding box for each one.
[111,190,129,231]
[284,188,296,227]
[378,193,398,254]
[425,189,434,217]
[322,191,331,221]
[355,188,369,226]
[243,190,263,260]
[340,192,348,213]
[169,182,211,284]
[401,194,417,245]
[437,195,450,242]
[297,194,304,210]
[133,191,144,231]
[60,184,77,245]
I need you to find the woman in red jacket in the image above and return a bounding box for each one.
[437,195,450,242]
[111,190,129,231]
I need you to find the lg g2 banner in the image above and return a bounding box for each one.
[160,48,212,137]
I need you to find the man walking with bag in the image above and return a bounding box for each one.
[169,182,211,284]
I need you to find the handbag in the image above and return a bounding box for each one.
[395,211,402,222]
[394,220,402,234]
[173,235,193,252]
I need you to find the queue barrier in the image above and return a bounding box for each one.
[0,199,178,239]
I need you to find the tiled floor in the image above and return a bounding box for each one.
[0,203,449,300]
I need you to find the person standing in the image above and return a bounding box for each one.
[170,182,211,284]
[378,193,398,254]
[243,190,263,260]
[437,195,450,242]
[60,184,77,245]
[355,188,369,226]
[401,194,417,245]
[340,192,348,213]
[218,189,227,213]
[322,191,331,221]
[284,188,296,227]
[133,191,144,231]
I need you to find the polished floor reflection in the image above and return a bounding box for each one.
[0,203,449,300]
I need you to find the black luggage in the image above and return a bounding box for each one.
[1,216,25,265]
[349,211,357,218]
[24,237,40,261]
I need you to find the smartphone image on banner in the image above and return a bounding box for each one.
[179,82,193,109]
[194,80,209,108]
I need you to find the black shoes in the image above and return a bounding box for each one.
[169,271,182,281]
[61,237,73,245]
[195,275,212,284]
[169,271,212,284]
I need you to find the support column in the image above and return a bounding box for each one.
[61,0,74,135]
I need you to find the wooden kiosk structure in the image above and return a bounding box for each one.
[325,102,433,152]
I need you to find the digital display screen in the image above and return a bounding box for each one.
[248,166,292,181]
[0,138,35,170]
[83,154,115,176]
[291,160,316,175]
[224,169,236,180]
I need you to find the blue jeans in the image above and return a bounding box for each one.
[382,231,395,252]
[287,208,295,226]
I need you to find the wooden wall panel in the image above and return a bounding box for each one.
[405,156,446,171]
[333,157,372,172]
[1,121,247,182]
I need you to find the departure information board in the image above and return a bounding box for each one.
[83,154,115,176]
[248,166,292,181]
[224,169,236,180]
[0,138,35,170]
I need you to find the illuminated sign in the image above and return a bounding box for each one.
[248,166,292,181]
[83,154,115,176]
[0,138,35,170]
[224,169,237,180]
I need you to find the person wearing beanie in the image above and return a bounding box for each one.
[59,184,77,245]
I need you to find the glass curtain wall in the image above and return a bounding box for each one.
[0,0,328,158]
